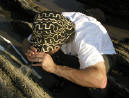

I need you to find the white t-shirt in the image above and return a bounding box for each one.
[28,12,116,69]
[61,12,116,69]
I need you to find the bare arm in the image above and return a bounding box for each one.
[26,48,107,89]
[53,62,107,88]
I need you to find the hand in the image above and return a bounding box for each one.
[25,46,57,73]
[25,46,37,60]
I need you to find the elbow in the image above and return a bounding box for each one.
[90,73,107,89]
[98,75,107,89]
[82,75,107,89]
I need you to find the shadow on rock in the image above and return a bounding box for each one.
[0,0,48,22]
[10,20,33,39]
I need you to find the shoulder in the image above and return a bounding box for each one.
[62,12,95,19]
[62,12,107,33]
[62,12,97,22]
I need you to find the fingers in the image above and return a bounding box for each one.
[25,46,38,57]
[28,57,43,62]
[27,52,46,62]
[32,63,41,66]
[30,52,45,58]
[25,50,34,56]
[25,46,46,63]
[30,46,37,52]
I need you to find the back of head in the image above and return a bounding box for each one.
[30,11,75,52]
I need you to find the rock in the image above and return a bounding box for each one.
[85,8,105,22]
[77,0,129,21]
[0,68,25,98]
[0,54,52,98]
[119,38,129,45]
[0,0,48,22]
[77,0,129,29]
[108,75,129,97]
[112,38,129,64]
[107,38,129,97]
[11,20,33,39]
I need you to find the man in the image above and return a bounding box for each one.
[23,11,116,89]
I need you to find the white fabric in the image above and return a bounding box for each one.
[61,12,116,69]
[27,34,32,42]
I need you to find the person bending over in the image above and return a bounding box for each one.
[23,11,116,89]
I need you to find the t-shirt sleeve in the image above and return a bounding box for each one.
[76,20,106,69]
[78,40,104,69]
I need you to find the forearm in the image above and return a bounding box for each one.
[27,49,107,88]
[52,63,107,88]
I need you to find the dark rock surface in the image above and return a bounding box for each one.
[11,20,32,39]
[83,8,105,22]
[0,0,47,22]
[78,0,129,17]
[77,0,129,30]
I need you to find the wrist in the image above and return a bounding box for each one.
[49,63,58,74]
